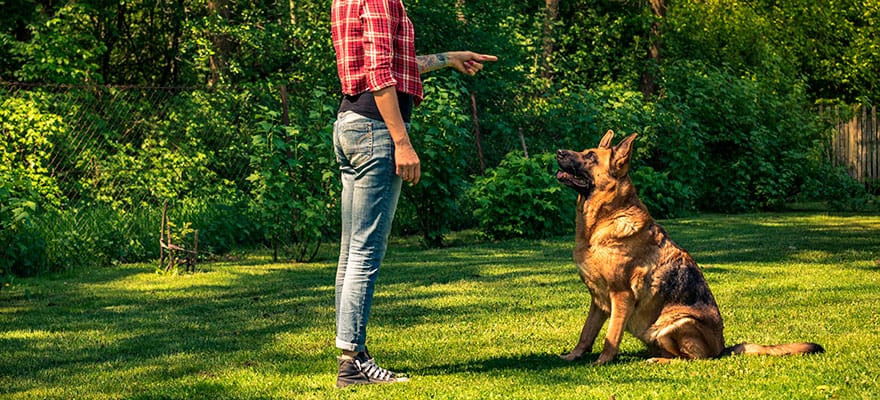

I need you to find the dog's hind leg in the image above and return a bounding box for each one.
[561,301,608,361]
[652,317,721,361]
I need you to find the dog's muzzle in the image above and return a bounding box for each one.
[556,150,594,193]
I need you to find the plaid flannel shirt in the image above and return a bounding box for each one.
[332,0,423,105]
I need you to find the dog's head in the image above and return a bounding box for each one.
[556,130,637,197]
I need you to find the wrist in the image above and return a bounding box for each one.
[393,135,413,147]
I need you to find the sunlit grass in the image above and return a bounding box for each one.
[1,212,879,399]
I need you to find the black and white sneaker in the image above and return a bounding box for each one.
[336,352,409,388]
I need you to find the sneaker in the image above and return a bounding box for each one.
[336,352,409,388]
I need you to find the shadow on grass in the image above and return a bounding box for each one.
[660,213,880,266]
[1,212,878,396]
[413,352,581,375]
[409,349,684,386]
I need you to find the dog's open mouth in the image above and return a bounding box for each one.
[556,170,593,190]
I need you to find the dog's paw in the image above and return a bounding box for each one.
[559,351,583,362]
[594,352,616,365]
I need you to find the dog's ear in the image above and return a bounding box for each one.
[598,130,614,149]
[611,133,637,176]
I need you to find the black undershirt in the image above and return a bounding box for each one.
[338,90,414,123]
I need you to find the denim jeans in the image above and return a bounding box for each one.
[333,111,403,352]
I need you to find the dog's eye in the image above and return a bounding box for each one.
[584,151,598,163]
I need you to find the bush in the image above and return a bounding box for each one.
[0,96,65,276]
[398,76,474,247]
[247,94,338,262]
[631,166,695,219]
[469,152,574,240]
[656,60,823,212]
[0,186,48,277]
[798,163,878,212]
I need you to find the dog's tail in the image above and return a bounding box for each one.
[721,342,824,357]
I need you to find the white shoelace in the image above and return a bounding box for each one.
[357,359,395,381]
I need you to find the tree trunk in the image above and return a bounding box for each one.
[541,0,560,81]
[207,0,233,85]
[639,0,666,99]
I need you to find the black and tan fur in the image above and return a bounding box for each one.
[555,130,823,364]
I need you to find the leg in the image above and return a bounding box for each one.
[649,317,718,362]
[334,112,402,352]
[596,291,635,365]
[561,301,608,361]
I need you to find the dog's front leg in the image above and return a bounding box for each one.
[596,291,634,365]
[561,301,608,361]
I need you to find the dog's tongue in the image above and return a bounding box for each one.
[556,170,567,180]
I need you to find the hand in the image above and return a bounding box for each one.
[394,141,421,185]
[447,51,498,76]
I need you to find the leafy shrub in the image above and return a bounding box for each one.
[179,197,258,256]
[399,76,474,246]
[798,163,878,212]
[0,186,48,277]
[631,166,695,219]
[247,100,337,262]
[469,152,574,240]
[0,96,64,209]
[0,96,65,276]
[656,60,823,212]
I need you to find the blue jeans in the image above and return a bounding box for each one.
[333,111,403,352]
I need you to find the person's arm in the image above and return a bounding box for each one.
[374,86,421,184]
[359,0,421,184]
[417,51,498,75]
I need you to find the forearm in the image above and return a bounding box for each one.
[419,51,498,76]
[417,52,450,74]
[373,86,421,184]
[372,86,410,145]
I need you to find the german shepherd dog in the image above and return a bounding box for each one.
[555,130,823,364]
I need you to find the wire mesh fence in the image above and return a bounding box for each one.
[1,82,336,274]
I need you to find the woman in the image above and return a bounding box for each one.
[331,0,497,388]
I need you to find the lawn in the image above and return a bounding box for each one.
[2,213,879,399]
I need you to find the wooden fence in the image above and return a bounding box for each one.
[821,105,880,190]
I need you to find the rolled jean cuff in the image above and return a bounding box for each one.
[336,337,363,352]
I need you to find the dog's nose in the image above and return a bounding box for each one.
[556,149,568,159]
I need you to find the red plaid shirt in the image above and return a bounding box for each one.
[332,0,423,105]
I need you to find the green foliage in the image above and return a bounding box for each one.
[666,0,880,105]
[82,89,253,210]
[797,162,878,211]
[177,198,257,256]
[0,0,875,275]
[555,1,650,89]
[0,96,66,276]
[398,76,473,246]
[0,189,47,277]
[655,60,824,212]
[0,96,64,208]
[247,95,337,262]
[631,166,695,219]
[469,152,574,240]
[10,2,105,83]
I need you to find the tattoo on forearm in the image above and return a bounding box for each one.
[417,52,449,74]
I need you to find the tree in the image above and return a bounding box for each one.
[639,0,666,99]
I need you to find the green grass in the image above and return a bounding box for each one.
[2,212,879,399]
